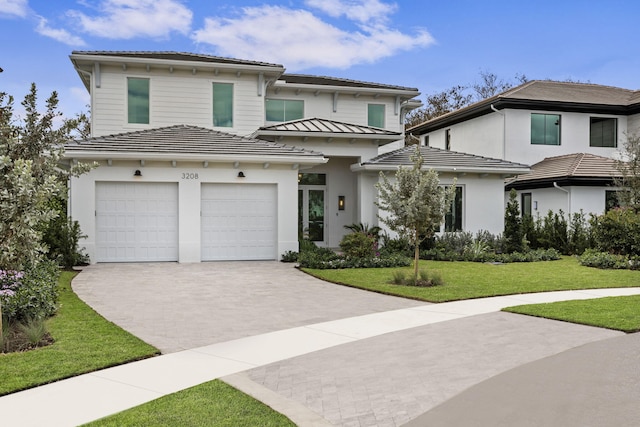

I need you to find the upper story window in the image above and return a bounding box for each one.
[368,104,385,128]
[590,117,617,147]
[266,99,304,122]
[531,113,560,145]
[213,83,233,127]
[127,77,149,124]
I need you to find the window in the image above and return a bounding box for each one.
[531,113,560,145]
[266,99,304,122]
[605,190,620,212]
[590,117,617,147]
[445,129,451,150]
[368,104,385,128]
[213,83,233,127]
[424,135,430,147]
[444,186,463,232]
[127,78,149,124]
[521,193,532,217]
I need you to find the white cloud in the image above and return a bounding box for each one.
[67,0,192,39]
[36,16,86,46]
[0,0,28,17]
[192,4,433,70]
[305,0,396,24]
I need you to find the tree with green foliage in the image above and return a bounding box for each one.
[376,147,456,281]
[504,189,523,253]
[0,84,91,271]
[614,133,640,213]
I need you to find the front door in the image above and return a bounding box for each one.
[298,173,326,245]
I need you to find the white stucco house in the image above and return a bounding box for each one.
[408,80,639,219]
[64,51,528,263]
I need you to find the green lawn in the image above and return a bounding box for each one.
[84,380,295,427]
[504,295,640,333]
[0,271,159,395]
[304,257,640,302]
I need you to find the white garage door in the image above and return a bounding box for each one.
[201,184,277,261]
[95,182,178,262]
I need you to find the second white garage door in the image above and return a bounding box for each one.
[201,183,277,261]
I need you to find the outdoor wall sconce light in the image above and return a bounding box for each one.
[238,171,246,178]
[338,195,345,211]
[134,170,142,177]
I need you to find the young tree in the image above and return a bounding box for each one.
[0,84,91,271]
[614,133,640,213]
[503,189,523,253]
[376,147,456,281]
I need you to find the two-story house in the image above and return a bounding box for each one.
[64,51,528,263]
[409,80,640,220]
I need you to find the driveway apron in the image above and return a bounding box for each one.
[72,262,424,353]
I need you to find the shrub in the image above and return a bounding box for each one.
[0,259,59,322]
[388,268,445,287]
[379,233,412,257]
[339,232,377,258]
[299,253,410,269]
[504,189,523,253]
[343,223,381,240]
[578,249,630,269]
[43,215,90,269]
[391,270,406,285]
[591,208,640,255]
[280,250,298,263]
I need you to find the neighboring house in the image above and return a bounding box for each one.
[408,80,640,218]
[505,153,622,218]
[64,51,527,263]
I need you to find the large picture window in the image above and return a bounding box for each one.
[368,104,385,128]
[590,117,617,147]
[266,99,304,122]
[531,113,560,145]
[213,83,233,127]
[444,186,463,232]
[127,77,149,124]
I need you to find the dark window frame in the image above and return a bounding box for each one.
[531,113,561,145]
[590,117,617,148]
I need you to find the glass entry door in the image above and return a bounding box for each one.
[298,187,325,243]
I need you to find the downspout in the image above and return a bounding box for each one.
[553,182,571,219]
[490,104,506,159]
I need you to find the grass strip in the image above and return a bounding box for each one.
[0,271,159,396]
[304,257,640,302]
[83,379,295,427]
[504,295,640,333]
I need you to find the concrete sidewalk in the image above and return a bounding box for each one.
[1,287,639,426]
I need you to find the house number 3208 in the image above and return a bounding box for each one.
[181,172,199,179]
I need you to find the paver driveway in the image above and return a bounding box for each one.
[72,261,423,353]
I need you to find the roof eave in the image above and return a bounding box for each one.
[351,163,530,175]
[69,53,285,76]
[271,81,420,97]
[63,151,327,165]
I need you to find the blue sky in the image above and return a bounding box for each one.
[2,0,640,119]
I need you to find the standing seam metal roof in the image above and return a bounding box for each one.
[257,118,401,136]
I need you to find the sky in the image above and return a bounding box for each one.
[2,0,640,120]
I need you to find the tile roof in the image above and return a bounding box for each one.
[507,153,620,184]
[356,145,530,174]
[70,51,283,68]
[256,118,401,137]
[64,125,325,163]
[279,74,419,92]
[409,80,640,134]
